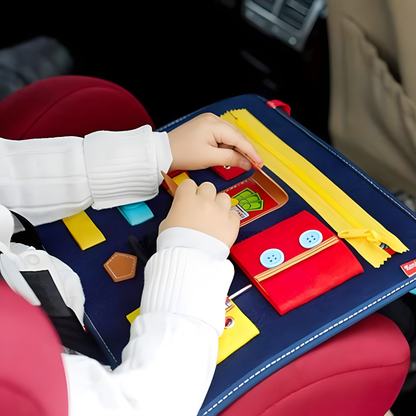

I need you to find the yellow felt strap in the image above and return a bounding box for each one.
[126,302,259,365]
[172,171,190,185]
[126,307,140,324]
[217,300,259,364]
[221,109,408,267]
[62,211,106,250]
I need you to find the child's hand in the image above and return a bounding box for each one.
[167,113,263,173]
[159,179,240,248]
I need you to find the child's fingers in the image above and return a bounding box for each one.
[214,122,263,167]
[196,182,217,200]
[174,179,198,198]
[215,192,232,210]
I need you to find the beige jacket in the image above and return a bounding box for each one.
[326,0,416,196]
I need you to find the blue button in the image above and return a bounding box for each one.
[299,230,323,249]
[260,249,284,268]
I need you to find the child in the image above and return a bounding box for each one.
[0,102,263,415]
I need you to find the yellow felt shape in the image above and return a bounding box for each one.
[217,300,259,364]
[172,172,190,185]
[230,198,239,207]
[126,301,259,365]
[126,307,140,324]
[221,109,408,268]
[62,211,106,250]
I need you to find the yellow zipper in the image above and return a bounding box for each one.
[221,109,408,267]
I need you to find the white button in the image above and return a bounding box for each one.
[26,254,40,265]
[299,230,323,249]
[260,248,284,268]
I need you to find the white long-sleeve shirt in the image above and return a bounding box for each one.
[0,126,234,416]
[0,125,172,225]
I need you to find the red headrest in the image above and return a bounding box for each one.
[0,281,68,416]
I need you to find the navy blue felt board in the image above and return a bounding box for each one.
[36,95,416,415]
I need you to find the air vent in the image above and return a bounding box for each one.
[242,0,325,52]
[278,0,314,30]
[252,0,275,13]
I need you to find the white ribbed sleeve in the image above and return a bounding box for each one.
[63,228,235,416]
[142,227,234,336]
[84,126,171,210]
[0,126,172,225]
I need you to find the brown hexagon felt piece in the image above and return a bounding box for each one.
[104,252,137,282]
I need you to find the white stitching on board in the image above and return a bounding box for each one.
[202,276,416,415]
[156,114,193,131]
[84,313,118,363]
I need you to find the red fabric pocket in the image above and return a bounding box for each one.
[230,211,364,314]
[212,165,246,180]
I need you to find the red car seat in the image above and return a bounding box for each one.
[0,281,68,416]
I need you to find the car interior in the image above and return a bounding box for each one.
[1,1,415,415]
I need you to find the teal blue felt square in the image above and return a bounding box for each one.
[117,202,154,226]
